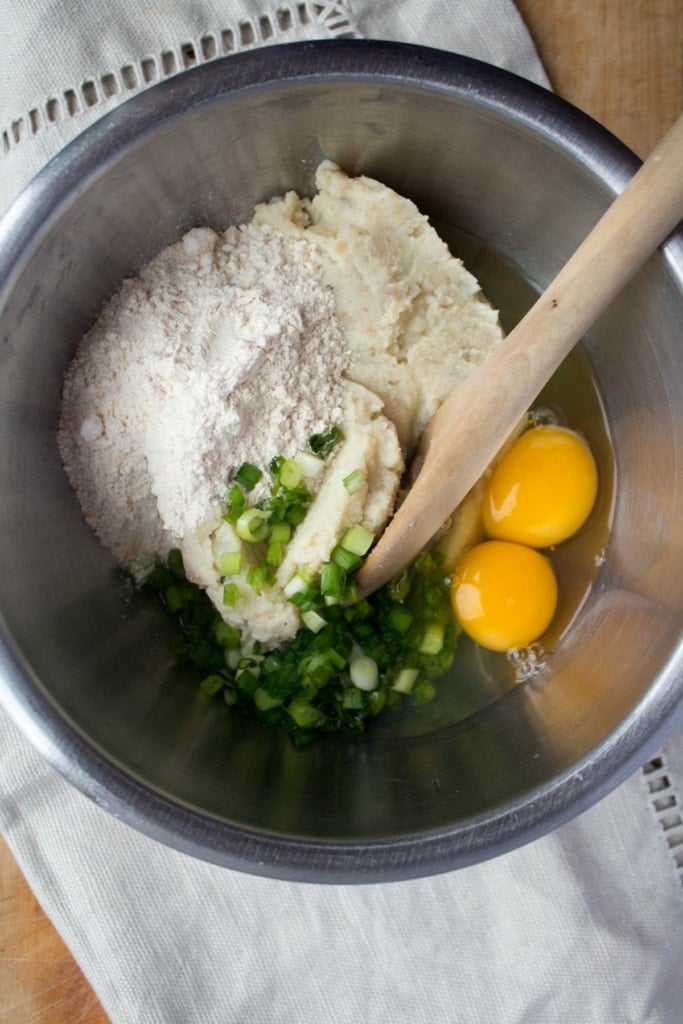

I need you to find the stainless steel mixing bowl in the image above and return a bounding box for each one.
[0,41,681,882]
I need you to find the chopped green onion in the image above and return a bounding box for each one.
[326,648,347,671]
[340,525,374,556]
[218,550,242,576]
[309,426,344,458]
[266,540,284,567]
[200,674,224,695]
[146,437,460,745]
[235,508,270,543]
[331,545,363,572]
[301,653,336,687]
[223,484,246,523]
[349,654,379,691]
[224,647,241,670]
[236,668,260,694]
[269,521,291,543]
[213,620,241,648]
[412,680,436,705]
[392,668,420,694]
[283,571,312,599]
[278,459,303,489]
[342,688,364,710]
[287,698,322,729]
[253,687,283,711]
[234,462,263,491]
[320,562,346,603]
[419,623,444,655]
[164,584,184,613]
[342,470,365,495]
[167,548,185,579]
[388,605,414,634]
[388,569,410,602]
[285,504,307,527]
[302,609,327,633]
[246,564,270,595]
[367,690,387,715]
[294,451,325,478]
[225,483,245,507]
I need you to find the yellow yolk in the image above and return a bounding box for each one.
[482,425,598,548]
[450,541,558,652]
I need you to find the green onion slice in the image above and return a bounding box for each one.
[218,550,242,576]
[287,698,322,729]
[331,545,363,573]
[309,426,344,458]
[222,582,240,607]
[246,564,271,595]
[302,609,327,633]
[349,654,379,691]
[419,622,444,655]
[269,521,291,543]
[392,668,420,694]
[342,470,365,495]
[278,459,303,489]
[235,508,271,543]
[234,462,263,491]
[295,451,325,479]
[340,525,374,556]
[266,540,284,568]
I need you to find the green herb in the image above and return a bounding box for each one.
[342,470,365,494]
[167,548,186,579]
[340,525,374,556]
[278,459,303,489]
[309,426,344,458]
[234,462,263,491]
[222,583,240,607]
[246,564,271,595]
[146,544,458,746]
[235,508,270,543]
[331,545,363,573]
[218,550,242,576]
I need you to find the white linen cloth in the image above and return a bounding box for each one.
[1,3,682,1023]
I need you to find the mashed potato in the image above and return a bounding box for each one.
[182,381,403,646]
[182,163,504,647]
[255,161,503,452]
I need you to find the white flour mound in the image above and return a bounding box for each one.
[58,223,347,564]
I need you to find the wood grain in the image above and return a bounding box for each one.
[0,842,109,1024]
[1,3,681,1022]
[519,0,683,157]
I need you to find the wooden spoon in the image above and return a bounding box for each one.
[356,114,683,598]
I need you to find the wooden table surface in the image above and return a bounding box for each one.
[1,3,681,1022]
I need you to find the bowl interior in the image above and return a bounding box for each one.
[0,45,681,877]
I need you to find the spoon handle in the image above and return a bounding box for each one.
[357,114,683,597]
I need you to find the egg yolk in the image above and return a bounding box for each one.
[482,425,598,548]
[450,541,558,652]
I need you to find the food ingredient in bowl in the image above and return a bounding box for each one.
[58,162,504,651]
[58,222,348,563]
[255,161,503,451]
[450,540,558,652]
[449,418,601,654]
[482,425,598,547]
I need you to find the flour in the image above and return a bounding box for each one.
[58,222,347,565]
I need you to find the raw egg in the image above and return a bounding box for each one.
[482,425,598,547]
[450,540,558,652]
